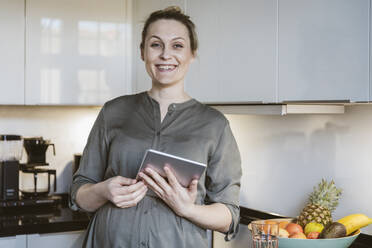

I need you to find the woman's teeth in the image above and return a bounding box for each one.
[157,65,176,71]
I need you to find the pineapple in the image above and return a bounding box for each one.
[297,179,342,228]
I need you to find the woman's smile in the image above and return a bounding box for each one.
[156,64,178,72]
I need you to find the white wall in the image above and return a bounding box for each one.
[1,104,371,235]
[226,105,372,235]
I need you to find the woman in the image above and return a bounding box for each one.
[70,6,242,248]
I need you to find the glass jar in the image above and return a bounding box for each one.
[0,135,23,161]
[20,168,57,198]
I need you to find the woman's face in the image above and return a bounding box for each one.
[141,19,195,87]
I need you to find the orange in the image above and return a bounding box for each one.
[289,232,307,239]
[306,231,320,239]
[285,223,303,235]
[279,221,289,229]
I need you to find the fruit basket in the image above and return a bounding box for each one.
[278,231,360,248]
[248,180,371,248]
[248,218,361,248]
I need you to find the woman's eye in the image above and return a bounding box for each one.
[150,43,161,48]
[174,44,184,48]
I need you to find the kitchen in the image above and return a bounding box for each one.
[1,0,372,247]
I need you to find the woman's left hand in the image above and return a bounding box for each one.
[138,165,198,217]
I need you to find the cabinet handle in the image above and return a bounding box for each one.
[281,99,351,104]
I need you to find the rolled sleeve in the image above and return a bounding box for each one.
[69,105,109,211]
[205,121,242,241]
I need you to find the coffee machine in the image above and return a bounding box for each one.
[0,135,23,201]
[20,137,57,198]
[0,135,61,209]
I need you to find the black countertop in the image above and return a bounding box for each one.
[0,194,90,238]
[1,197,371,248]
[239,206,372,248]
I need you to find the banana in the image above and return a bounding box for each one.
[337,214,372,235]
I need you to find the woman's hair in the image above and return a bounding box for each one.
[140,6,198,55]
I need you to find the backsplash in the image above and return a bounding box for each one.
[1,104,371,235]
[226,105,372,235]
[0,106,101,193]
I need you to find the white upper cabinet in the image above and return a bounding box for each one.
[132,0,186,94]
[370,6,372,102]
[278,0,369,102]
[25,0,132,105]
[187,0,277,103]
[0,0,25,105]
[183,0,220,102]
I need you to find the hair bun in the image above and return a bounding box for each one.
[163,6,183,13]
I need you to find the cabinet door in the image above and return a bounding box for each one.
[25,0,131,105]
[213,224,251,248]
[132,0,186,94]
[27,231,85,248]
[186,0,277,103]
[0,235,26,248]
[370,6,372,102]
[0,0,25,105]
[279,0,369,102]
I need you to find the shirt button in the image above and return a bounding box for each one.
[156,131,160,136]
[141,241,146,246]
[144,210,148,214]
[169,104,176,111]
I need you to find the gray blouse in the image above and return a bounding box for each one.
[70,92,242,248]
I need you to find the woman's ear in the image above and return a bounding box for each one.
[141,47,144,61]
[191,52,197,63]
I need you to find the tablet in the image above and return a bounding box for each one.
[137,149,206,187]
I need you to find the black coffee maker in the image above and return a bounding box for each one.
[20,137,57,198]
[0,135,23,200]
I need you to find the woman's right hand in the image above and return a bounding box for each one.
[103,176,148,208]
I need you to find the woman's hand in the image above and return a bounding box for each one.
[103,176,148,208]
[138,166,198,217]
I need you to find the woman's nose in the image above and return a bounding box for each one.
[160,46,171,60]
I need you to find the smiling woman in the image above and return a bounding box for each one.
[142,19,195,91]
[70,6,242,248]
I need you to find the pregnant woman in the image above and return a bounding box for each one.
[70,6,242,248]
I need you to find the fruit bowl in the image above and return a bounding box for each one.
[278,230,360,248]
[248,218,360,248]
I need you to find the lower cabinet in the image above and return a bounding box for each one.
[213,224,251,248]
[27,231,85,248]
[0,235,26,248]
[0,231,85,248]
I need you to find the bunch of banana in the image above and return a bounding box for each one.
[338,214,372,235]
[320,213,372,238]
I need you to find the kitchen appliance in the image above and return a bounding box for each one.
[23,137,55,165]
[19,137,57,198]
[0,135,23,200]
[0,136,62,211]
[73,153,82,175]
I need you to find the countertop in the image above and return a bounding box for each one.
[0,194,90,237]
[1,198,371,248]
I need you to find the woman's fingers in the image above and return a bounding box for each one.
[116,181,145,195]
[188,179,198,194]
[116,186,148,208]
[138,171,164,195]
[164,166,180,188]
[115,176,137,186]
[144,167,172,192]
[138,170,166,197]
[113,184,147,206]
